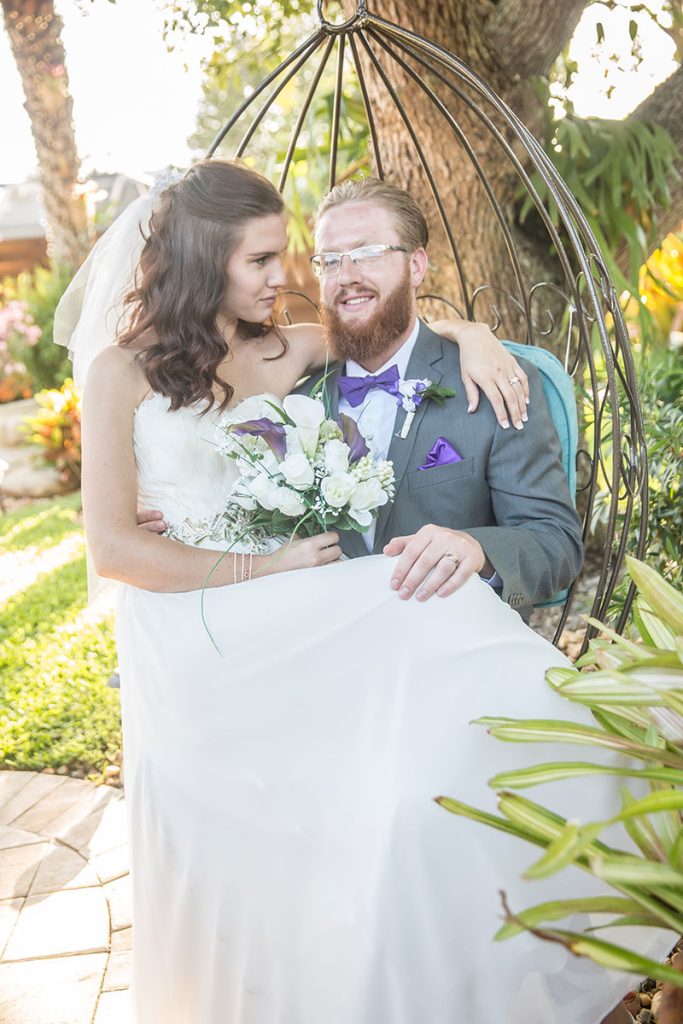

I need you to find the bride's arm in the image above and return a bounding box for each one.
[282,319,529,429]
[429,318,529,431]
[81,346,340,592]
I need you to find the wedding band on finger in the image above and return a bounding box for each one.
[441,552,460,569]
[508,375,522,387]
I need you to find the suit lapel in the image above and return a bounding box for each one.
[372,324,446,553]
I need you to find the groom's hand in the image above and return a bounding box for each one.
[136,509,168,534]
[384,525,491,600]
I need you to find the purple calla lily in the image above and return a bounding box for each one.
[338,413,370,462]
[231,418,288,460]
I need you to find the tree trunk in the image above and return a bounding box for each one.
[338,0,682,344]
[616,62,683,272]
[1,0,92,269]
[339,0,589,341]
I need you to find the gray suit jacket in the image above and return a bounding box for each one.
[301,320,583,620]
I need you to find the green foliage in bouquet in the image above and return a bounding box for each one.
[23,378,82,490]
[439,558,683,988]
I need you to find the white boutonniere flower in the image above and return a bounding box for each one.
[397,379,456,439]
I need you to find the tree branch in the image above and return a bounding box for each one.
[485,0,588,78]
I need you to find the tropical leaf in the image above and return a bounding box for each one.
[442,559,683,984]
[494,895,644,941]
[489,761,683,791]
[627,558,683,636]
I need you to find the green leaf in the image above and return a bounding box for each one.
[590,853,683,887]
[494,896,642,941]
[489,761,683,791]
[587,913,668,930]
[545,930,683,986]
[474,717,683,769]
[524,821,605,879]
[434,797,545,846]
[610,790,683,823]
[627,557,683,636]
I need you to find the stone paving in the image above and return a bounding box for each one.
[0,771,132,1024]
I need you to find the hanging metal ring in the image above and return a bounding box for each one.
[316,0,369,33]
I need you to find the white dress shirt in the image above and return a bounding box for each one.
[338,320,421,551]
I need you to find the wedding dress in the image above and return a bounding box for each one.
[115,391,673,1024]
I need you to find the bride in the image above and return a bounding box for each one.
[61,160,669,1023]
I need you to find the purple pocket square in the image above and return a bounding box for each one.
[418,436,463,470]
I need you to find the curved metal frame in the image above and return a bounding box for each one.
[206,1,648,650]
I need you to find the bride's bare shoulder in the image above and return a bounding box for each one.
[270,322,326,374]
[86,343,150,406]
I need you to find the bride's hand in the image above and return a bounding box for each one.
[429,318,529,430]
[267,532,342,575]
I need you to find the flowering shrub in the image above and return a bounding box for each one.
[1,263,73,392]
[0,300,41,403]
[23,379,82,489]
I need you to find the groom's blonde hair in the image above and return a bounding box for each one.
[314,177,429,252]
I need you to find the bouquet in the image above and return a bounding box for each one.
[213,393,395,546]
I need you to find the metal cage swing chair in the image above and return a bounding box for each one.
[205,0,647,651]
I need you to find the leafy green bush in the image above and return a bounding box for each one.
[440,558,683,989]
[519,111,679,307]
[591,346,682,601]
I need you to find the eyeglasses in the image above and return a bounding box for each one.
[310,243,408,278]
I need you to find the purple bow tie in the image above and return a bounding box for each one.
[338,364,400,408]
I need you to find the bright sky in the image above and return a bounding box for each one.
[0,0,214,183]
[0,0,679,184]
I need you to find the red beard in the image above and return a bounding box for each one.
[321,269,414,365]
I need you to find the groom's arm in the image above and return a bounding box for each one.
[386,364,583,618]
[464,363,583,614]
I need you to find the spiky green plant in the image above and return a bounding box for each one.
[439,557,683,989]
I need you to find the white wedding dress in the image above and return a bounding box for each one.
[115,392,672,1024]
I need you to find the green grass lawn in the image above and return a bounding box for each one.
[0,493,121,778]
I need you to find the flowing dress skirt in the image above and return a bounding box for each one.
[116,554,673,1024]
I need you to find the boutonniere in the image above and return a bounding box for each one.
[396,379,456,439]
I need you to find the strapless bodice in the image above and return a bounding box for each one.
[133,392,239,530]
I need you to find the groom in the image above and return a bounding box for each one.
[305,178,582,620]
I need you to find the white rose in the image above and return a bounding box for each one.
[280,453,315,491]
[249,473,281,511]
[324,439,350,474]
[349,477,389,513]
[276,486,307,518]
[321,471,357,509]
[348,507,373,528]
[222,393,284,428]
[283,395,326,458]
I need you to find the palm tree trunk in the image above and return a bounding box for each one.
[1,0,92,268]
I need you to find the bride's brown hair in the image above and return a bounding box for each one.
[118,160,286,412]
